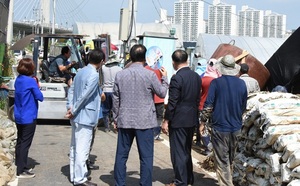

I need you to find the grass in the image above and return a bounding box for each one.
[0,98,7,111]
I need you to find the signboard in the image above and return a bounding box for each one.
[138,35,177,103]
[139,36,176,84]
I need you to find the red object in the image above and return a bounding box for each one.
[144,65,164,104]
[211,43,270,90]
[110,43,119,51]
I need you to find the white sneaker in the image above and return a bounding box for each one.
[154,136,164,141]
[16,171,35,178]
[24,167,33,172]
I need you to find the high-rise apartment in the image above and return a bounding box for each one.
[238,6,264,37]
[208,0,237,35]
[174,0,205,41]
[263,10,286,38]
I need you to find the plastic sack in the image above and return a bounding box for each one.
[266,153,282,174]
[287,150,300,169]
[255,163,271,179]
[269,174,282,186]
[253,138,270,151]
[291,165,300,179]
[245,158,263,172]
[245,139,255,155]
[243,110,260,128]
[256,148,273,160]
[287,179,300,186]
[273,134,300,152]
[248,125,261,141]
[253,116,266,128]
[282,143,300,162]
[263,125,300,145]
[281,163,292,183]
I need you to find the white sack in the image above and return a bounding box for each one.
[273,134,300,152]
[281,163,292,183]
[287,179,300,186]
[287,150,300,169]
[266,153,282,174]
[282,143,300,162]
[291,165,300,179]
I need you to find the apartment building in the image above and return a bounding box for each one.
[174,0,205,41]
[263,10,287,38]
[238,6,264,37]
[208,0,237,35]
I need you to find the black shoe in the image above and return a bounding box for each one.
[76,180,97,186]
[87,164,99,170]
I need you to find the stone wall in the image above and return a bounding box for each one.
[0,109,17,186]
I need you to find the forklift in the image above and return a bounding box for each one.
[7,34,85,121]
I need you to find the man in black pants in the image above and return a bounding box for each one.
[162,50,201,186]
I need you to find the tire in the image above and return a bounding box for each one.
[8,105,15,122]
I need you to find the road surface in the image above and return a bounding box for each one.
[13,121,218,186]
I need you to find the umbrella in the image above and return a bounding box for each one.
[10,34,35,50]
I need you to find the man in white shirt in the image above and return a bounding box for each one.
[239,63,260,94]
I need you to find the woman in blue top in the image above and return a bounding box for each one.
[14,58,44,178]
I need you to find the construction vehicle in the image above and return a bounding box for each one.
[7,34,85,121]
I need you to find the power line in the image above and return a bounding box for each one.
[59,0,90,16]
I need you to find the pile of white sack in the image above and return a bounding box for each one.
[0,110,17,185]
[233,92,300,186]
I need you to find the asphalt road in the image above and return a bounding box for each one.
[14,121,218,186]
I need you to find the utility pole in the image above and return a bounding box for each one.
[52,0,56,34]
[51,0,56,44]
[128,0,137,48]
[40,9,44,47]
[7,0,14,44]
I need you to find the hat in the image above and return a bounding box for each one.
[203,58,222,78]
[208,58,217,66]
[215,55,240,76]
[240,63,249,74]
[272,85,287,93]
[106,54,121,65]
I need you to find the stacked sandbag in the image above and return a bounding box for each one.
[233,92,300,186]
[0,109,17,186]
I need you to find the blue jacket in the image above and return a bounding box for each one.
[67,64,101,126]
[14,75,44,124]
[204,75,247,132]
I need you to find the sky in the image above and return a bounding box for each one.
[80,0,299,31]
[13,0,299,31]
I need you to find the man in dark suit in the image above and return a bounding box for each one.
[162,50,202,186]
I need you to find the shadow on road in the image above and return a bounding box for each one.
[27,157,40,170]
[99,165,218,185]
